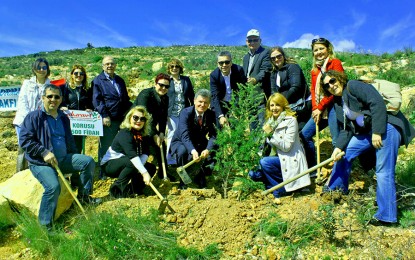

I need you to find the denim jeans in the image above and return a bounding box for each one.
[30,153,95,225]
[259,156,286,198]
[300,106,339,168]
[327,123,401,222]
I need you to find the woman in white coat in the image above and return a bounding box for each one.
[13,58,51,172]
[251,93,310,201]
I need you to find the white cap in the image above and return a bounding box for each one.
[247,29,260,37]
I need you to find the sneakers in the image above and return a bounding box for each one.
[78,195,102,205]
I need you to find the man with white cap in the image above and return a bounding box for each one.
[243,29,272,128]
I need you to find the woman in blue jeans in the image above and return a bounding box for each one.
[300,38,344,170]
[320,70,415,226]
[249,93,310,203]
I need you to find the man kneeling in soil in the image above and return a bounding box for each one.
[19,84,101,231]
[170,89,217,188]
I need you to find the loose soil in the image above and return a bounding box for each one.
[1,109,415,259]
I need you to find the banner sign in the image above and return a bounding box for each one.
[63,110,103,136]
[0,86,20,111]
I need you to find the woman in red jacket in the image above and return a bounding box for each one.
[300,38,344,170]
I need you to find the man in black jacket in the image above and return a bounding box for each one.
[210,51,246,128]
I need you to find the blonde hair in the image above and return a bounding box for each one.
[265,93,296,119]
[120,106,152,136]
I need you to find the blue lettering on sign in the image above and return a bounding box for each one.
[0,99,17,108]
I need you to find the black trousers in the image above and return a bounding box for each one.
[103,156,156,196]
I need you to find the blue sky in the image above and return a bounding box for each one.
[1,0,414,57]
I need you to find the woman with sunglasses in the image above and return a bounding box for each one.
[165,59,195,164]
[299,38,344,170]
[101,106,156,198]
[134,73,171,179]
[60,65,93,153]
[269,46,311,130]
[13,58,51,172]
[320,70,415,226]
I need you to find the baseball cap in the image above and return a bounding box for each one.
[247,29,260,37]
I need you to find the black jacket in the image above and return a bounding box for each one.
[209,64,246,118]
[134,87,169,136]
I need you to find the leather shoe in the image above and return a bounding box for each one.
[367,217,398,227]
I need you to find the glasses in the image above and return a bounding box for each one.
[157,83,170,89]
[45,95,61,100]
[73,72,85,76]
[323,78,337,90]
[103,62,115,66]
[37,65,48,71]
[169,65,180,69]
[312,38,328,44]
[132,115,147,122]
[218,60,231,66]
[247,38,260,43]
[270,54,283,61]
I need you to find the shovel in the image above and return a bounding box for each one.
[315,123,324,184]
[159,144,169,182]
[262,151,345,196]
[176,158,199,185]
[148,182,175,214]
[53,164,88,219]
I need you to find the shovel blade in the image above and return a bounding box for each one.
[176,168,192,184]
[158,200,168,214]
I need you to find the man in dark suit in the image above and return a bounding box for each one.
[243,29,272,129]
[92,56,132,178]
[210,51,246,128]
[170,89,217,188]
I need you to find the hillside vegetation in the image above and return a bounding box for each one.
[0,45,415,259]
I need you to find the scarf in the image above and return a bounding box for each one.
[264,111,287,156]
[131,129,143,142]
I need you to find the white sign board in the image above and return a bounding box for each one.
[0,86,20,111]
[63,110,103,136]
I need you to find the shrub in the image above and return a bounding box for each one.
[213,83,264,198]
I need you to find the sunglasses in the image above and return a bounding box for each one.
[323,78,337,91]
[247,38,260,43]
[218,60,231,66]
[132,115,147,122]
[312,37,328,44]
[169,65,180,69]
[37,65,48,71]
[73,72,85,76]
[270,54,283,61]
[45,94,61,100]
[157,83,170,89]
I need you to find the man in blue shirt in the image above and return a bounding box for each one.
[19,84,101,232]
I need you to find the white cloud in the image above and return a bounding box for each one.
[333,40,356,52]
[89,18,138,47]
[282,33,316,49]
[380,14,413,40]
[282,33,356,52]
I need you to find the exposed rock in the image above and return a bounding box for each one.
[0,169,74,223]
[152,62,163,72]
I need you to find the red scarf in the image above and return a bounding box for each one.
[131,129,143,142]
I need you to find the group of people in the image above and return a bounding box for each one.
[13,28,415,230]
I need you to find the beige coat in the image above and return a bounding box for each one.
[267,116,310,192]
